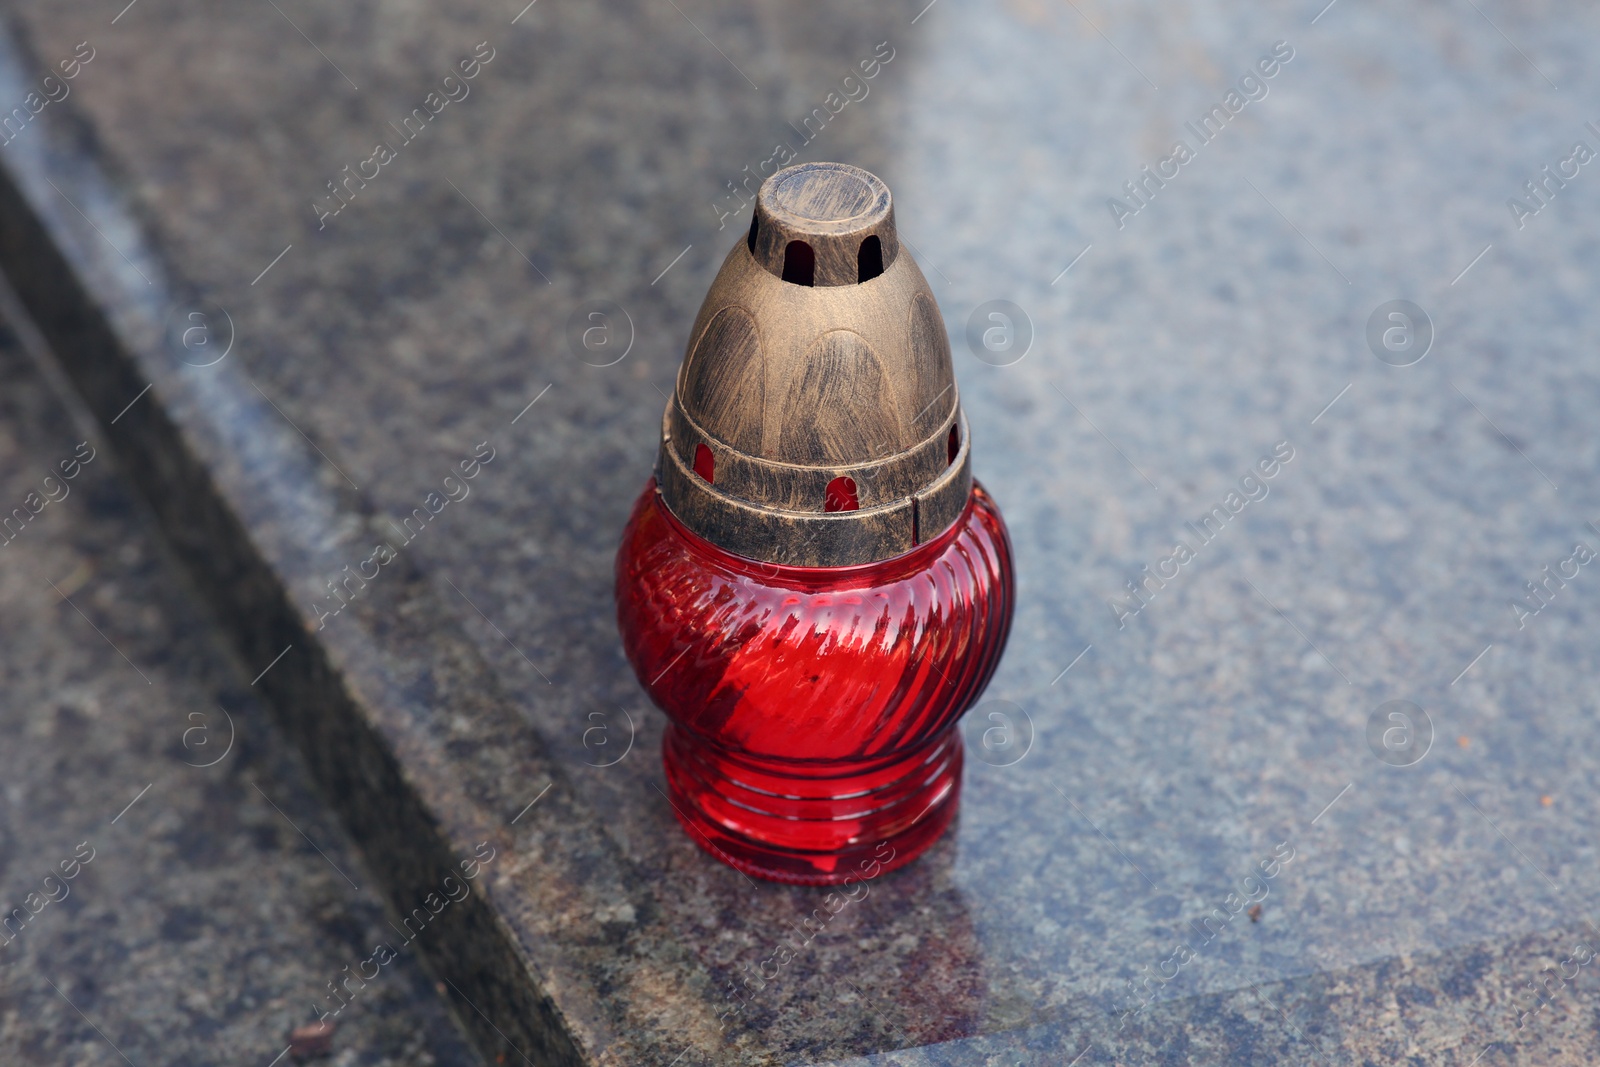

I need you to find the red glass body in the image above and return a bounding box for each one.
[615,479,1015,884]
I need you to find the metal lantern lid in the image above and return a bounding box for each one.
[656,161,971,567]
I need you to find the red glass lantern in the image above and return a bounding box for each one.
[615,162,1015,884]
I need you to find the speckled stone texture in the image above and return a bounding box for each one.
[0,323,479,1064]
[0,0,1598,1062]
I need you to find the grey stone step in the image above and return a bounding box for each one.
[0,315,481,1065]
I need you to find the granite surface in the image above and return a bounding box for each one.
[0,0,1599,1062]
[0,320,480,1064]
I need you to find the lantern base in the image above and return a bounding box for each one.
[661,723,963,885]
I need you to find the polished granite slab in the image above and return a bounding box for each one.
[0,0,1598,1062]
[0,320,479,1063]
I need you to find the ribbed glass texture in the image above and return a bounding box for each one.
[615,479,1014,884]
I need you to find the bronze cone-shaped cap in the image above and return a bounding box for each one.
[657,162,971,567]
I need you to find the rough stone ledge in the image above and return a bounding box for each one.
[0,14,708,1067]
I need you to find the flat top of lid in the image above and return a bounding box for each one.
[761,162,891,233]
